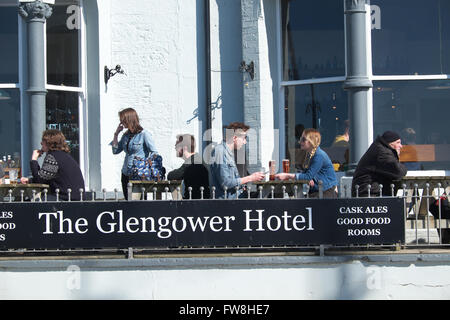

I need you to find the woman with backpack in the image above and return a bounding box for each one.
[111,107,160,199]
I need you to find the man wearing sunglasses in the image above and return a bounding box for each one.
[209,122,265,199]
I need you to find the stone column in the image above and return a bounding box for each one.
[241,0,277,172]
[343,0,373,169]
[19,0,52,150]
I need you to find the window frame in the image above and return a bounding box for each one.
[44,0,88,182]
[277,0,450,173]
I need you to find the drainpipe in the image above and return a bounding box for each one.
[204,0,212,137]
[19,0,53,151]
[343,0,372,172]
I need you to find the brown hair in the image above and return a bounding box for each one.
[175,134,196,153]
[301,128,321,169]
[224,122,250,142]
[42,129,70,153]
[119,108,143,134]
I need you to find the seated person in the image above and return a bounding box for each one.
[209,122,265,199]
[167,134,210,199]
[276,128,338,198]
[351,131,407,197]
[21,129,85,201]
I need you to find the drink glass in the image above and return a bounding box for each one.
[282,159,290,173]
[269,160,276,181]
[9,169,18,183]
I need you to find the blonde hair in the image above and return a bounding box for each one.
[301,128,321,169]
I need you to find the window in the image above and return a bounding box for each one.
[46,0,83,163]
[281,0,345,81]
[373,80,450,170]
[0,2,18,84]
[284,82,348,171]
[0,89,21,161]
[372,0,450,75]
[0,2,20,164]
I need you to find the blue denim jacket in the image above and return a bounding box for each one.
[209,142,242,199]
[295,146,337,192]
[111,130,158,176]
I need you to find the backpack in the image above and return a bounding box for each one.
[131,154,166,181]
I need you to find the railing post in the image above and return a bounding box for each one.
[102,188,107,201]
[79,188,84,202]
[379,184,383,197]
[176,186,181,200]
[188,187,193,200]
[367,184,371,198]
[56,188,60,202]
[164,187,169,200]
[270,185,275,199]
[318,180,323,199]
[141,187,145,200]
[211,186,216,199]
[67,188,72,202]
[200,186,205,200]
[425,183,430,245]
[355,184,359,198]
[127,182,133,201]
[390,184,395,197]
[20,190,24,202]
[44,189,48,202]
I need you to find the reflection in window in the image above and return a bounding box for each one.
[46,0,80,86]
[0,3,18,83]
[46,90,80,163]
[284,83,348,171]
[281,0,345,81]
[0,89,21,161]
[373,80,450,170]
[371,0,450,75]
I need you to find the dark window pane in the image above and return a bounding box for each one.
[0,89,21,161]
[285,82,348,171]
[0,3,18,83]
[371,0,450,75]
[281,0,345,80]
[46,90,79,162]
[46,0,80,86]
[373,80,450,170]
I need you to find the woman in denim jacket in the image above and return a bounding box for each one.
[276,128,338,198]
[111,108,158,199]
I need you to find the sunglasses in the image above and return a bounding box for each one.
[300,137,308,143]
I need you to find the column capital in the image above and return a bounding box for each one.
[19,0,53,22]
[344,0,367,12]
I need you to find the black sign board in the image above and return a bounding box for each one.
[0,198,404,250]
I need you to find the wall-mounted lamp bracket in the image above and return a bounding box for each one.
[104,65,126,84]
[239,60,255,80]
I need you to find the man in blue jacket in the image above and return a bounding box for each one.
[209,122,265,199]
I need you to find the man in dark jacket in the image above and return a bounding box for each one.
[352,131,407,197]
[167,134,210,199]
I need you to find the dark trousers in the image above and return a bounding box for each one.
[309,187,338,199]
[121,173,129,200]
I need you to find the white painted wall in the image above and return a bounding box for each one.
[97,0,205,191]
[1,255,450,299]
[94,0,246,192]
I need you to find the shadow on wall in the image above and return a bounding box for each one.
[187,94,223,125]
